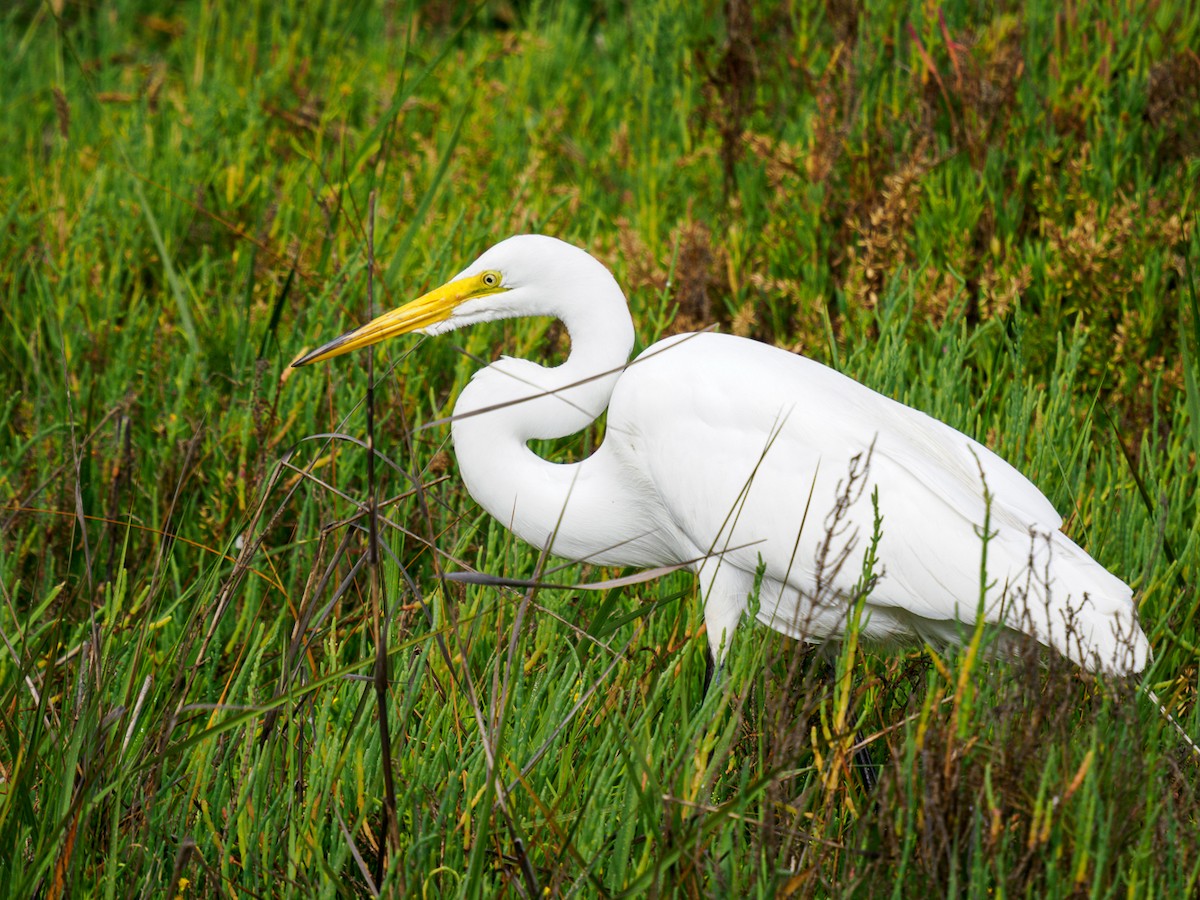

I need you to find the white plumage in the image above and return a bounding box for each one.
[296,234,1150,676]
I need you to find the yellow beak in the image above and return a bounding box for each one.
[293,272,503,367]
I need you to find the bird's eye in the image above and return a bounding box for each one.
[482,272,500,287]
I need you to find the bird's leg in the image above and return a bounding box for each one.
[852,736,879,792]
[702,646,726,699]
[817,657,880,792]
[700,584,744,698]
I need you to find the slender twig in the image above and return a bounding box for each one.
[1143,687,1200,761]
[336,805,380,897]
[365,191,401,883]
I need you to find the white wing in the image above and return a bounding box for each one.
[608,332,1146,673]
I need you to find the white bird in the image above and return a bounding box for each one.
[295,234,1150,676]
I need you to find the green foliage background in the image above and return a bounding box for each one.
[1,0,1198,895]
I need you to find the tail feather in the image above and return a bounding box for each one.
[998,529,1150,675]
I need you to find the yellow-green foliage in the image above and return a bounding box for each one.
[1,0,1198,896]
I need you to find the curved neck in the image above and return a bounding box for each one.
[449,275,637,560]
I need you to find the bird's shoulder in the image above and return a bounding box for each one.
[616,331,882,423]
[611,331,1061,531]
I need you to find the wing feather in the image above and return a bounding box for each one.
[611,332,1061,622]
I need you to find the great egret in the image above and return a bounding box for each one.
[295,234,1150,676]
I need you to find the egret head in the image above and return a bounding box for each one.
[292,234,612,367]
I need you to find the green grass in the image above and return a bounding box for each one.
[2,0,1199,895]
